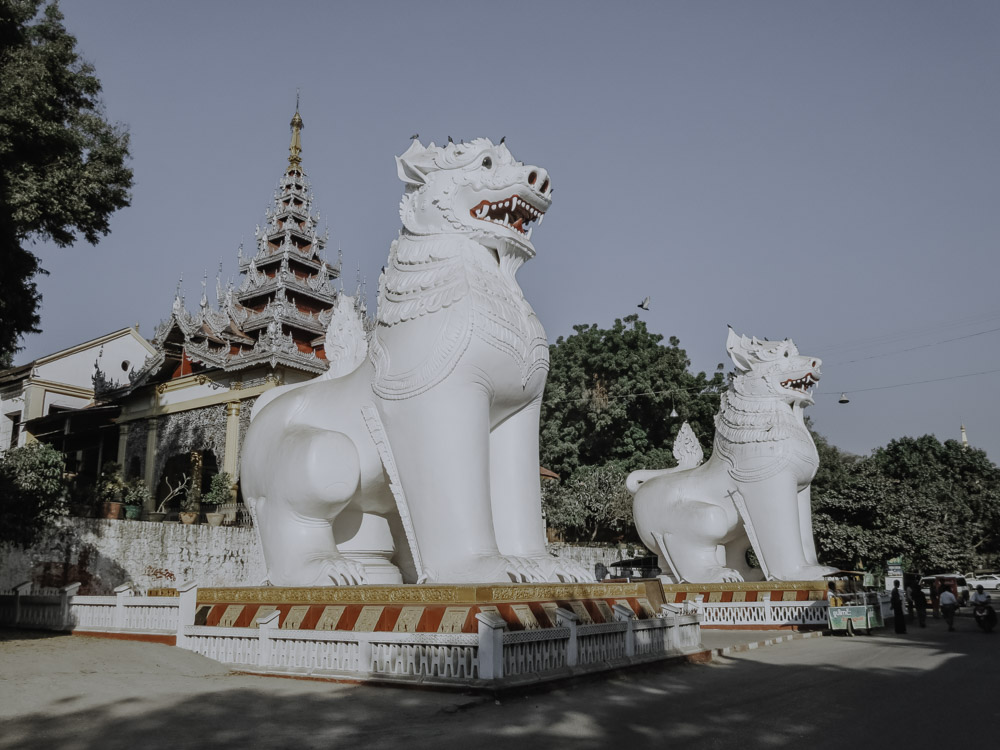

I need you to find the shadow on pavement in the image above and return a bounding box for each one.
[0,617,994,750]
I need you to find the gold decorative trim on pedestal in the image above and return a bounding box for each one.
[661,580,827,595]
[197,581,657,606]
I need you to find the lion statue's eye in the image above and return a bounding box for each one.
[481,156,492,169]
[784,351,789,357]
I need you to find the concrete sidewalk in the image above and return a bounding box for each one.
[700,628,827,656]
[698,605,989,656]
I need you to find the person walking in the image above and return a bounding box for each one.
[891,580,907,633]
[940,585,958,631]
[912,584,927,627]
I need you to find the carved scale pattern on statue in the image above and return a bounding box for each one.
[714,388,819,484]
[371,234,548,401]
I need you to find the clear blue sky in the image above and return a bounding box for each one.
[17,0,1000,462]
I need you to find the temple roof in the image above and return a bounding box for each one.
[105,106,346,396]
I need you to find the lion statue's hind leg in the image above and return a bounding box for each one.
[243,424,368,586]
[635,480,744,584]
[669,497,746,583]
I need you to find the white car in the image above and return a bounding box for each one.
[966,574,1000,591]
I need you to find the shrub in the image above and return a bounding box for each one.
[94,462,126,504]
[123,479,152,508]
[0,442,68,546]
[201,472,233,506]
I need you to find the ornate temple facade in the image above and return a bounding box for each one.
[98,108,347,510]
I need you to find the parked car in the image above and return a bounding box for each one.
[919,574,970,605]
[608,556,661,579]
[965,573,1000,591]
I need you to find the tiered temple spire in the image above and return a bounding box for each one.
[142,105,341,379]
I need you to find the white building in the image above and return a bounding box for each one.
[0,327,155,463]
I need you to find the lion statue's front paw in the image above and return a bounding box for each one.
[518,555,593,583]
[704,566,745,584]
[312,555,368,586]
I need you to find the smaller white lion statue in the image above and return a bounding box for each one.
[627,329,838,583]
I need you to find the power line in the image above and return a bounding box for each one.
[821,366,1000,396]
[817,307,1000,357]
[827,326,1000,366]
[544,365,1000,407]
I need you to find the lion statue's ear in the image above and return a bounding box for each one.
[726,328,754,372]
[396,140,435,186]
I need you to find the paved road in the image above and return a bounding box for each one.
[1,614,997,750]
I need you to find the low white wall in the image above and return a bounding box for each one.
[1,520,644,595]
[546,543,650,579]
[0,517,265,594]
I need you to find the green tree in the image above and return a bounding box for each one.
[811,433,1000,574]
[805,416,858,496]
[539,315,724,541]
[541,464,634,542]
[540,315,724,481]
[868,435,1000,572]
[0,0,133,361]
[0,441,68,546]
[812,462,902,572]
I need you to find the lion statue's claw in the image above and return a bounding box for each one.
[506,555,594,584]
[501,555,543,583]
[317,557,368,586]
[703,567,745,584]
[553,561,594,583]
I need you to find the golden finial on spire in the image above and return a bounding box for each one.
[287,90,304,173]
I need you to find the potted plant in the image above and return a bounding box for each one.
[201,472,233,526]
[148,473,189,522]
[122,478,151,520]
[96,462,126,519]
[178,490,200,524]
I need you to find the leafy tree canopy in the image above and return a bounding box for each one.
[0,0,133,361]
[541,464,634,542]
[0,441,68,546]
[539,315,724,541]
[540,315,724,481]
[811,432,1000,574]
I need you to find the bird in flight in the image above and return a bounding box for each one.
[637,296,650,311]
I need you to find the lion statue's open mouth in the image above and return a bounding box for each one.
[780,372,818,394]
[470,194,545,238]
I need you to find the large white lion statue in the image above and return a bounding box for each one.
[626,330,838,583]
[241,138,590,586]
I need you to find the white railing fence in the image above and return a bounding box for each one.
[0,581,81,631]
[692,591,894,629]
[70,583,180,633]
[1,581,706,688]
[696,594,831,628]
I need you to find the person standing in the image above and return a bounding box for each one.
[891,580,907,633]
[940,585,958,631]
[912,584,928,627]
